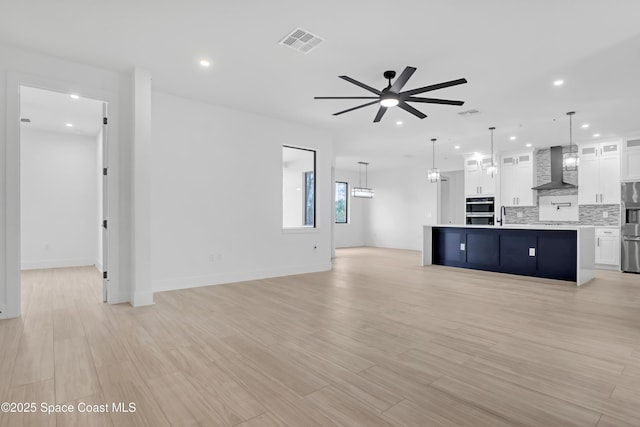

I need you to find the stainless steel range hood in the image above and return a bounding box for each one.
[532,146,577,190]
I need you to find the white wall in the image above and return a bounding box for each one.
[364,162,439,251]
[150,91,333,292]
[440,170,465,225]
[334,168,366,248]
[1,43,132,317]
[21,128,99,269]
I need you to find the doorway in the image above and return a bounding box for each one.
[19,86,108,303]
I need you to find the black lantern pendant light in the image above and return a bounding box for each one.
[486,127,497,177]
[427,138,441,183]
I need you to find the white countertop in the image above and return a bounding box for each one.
[426,224,595,231]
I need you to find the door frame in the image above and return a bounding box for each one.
[5,71,121,318]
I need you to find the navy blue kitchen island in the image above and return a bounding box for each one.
[422,225,595,285]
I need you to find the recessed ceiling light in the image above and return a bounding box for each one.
[581,123,590,128]
[395,120,403,126]
[553,79,564,86]
[525,143,532,147]
[510,136,516,141]
[70,94,79,100]
[199,59,211,67]
[454,145,460,150]
[65,123,73,127]
[593,133,600,138]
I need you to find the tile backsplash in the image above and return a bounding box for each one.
[503,146,620,226]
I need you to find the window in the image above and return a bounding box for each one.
[335,181,348,223]
[304,171,315,226]
[282,146,316,228]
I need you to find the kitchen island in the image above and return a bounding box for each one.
[422,225,595,285]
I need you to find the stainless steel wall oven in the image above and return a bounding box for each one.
[466,197,495,225]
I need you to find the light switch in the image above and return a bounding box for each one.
[529,248,536,257]
[460,243,466,251]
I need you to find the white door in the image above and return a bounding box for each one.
[102,103,109,302]
[500,155,517,206]
[596,236,620,265]
[464,158,481,196]
[623,138,640,181]
[480,157,496,195]
[599,143,620,204]
[515,153,534,206]
[578,145,600,204]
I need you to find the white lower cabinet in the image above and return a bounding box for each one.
[595,228,620,267]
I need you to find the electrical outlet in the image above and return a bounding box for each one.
[517,212,523,218]
[603,211,609,218]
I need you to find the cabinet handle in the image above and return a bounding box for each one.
[513,197,515,205]
[597,237,600,247]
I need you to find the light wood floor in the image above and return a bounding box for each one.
[2,247,640,426]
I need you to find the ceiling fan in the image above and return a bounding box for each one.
[314,66,467,122]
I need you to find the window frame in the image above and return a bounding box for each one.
[335,181,348,224]
[282,145,316,229]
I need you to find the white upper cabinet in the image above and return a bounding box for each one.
[578,141,620,205]
[465,156,496,196]
[622,137,640,181]
[500,151,534,207]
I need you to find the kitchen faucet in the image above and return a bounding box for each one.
[497,205,506,226]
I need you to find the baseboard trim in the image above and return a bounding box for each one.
[0,305,7,319]
[152,262,332,293]
[21,258,96,270]
[131,291,154,307]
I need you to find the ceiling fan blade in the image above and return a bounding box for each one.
[339,75,382,95]
[332,100,379,116]
[390,66,416,92]
[373,106,387,122]
[315,96,379,99]
[405,97,465,106]
[398,101,427,119]
[401,78,468,96]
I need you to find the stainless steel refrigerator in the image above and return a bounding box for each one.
[622,181,640,273]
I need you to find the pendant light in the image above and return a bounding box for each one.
[486,126,497,177]
[352,161,375,198]
[563,111,578,171]
[427,138,441,183]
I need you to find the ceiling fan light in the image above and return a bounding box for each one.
[380,96,399,108]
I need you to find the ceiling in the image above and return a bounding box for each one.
[3,0,640,171]
[20,86,104,137]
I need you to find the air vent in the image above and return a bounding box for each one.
[458,109,480,116]
[627,139,640,148]
[279,28,323,54]
[20,117,31,123]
